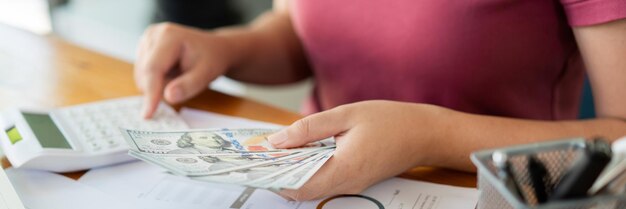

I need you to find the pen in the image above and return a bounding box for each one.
[590,135,626,194]
[527,155,549,204]
[549,138,612,201]
[493,151,526,203]
[603,169,626,195]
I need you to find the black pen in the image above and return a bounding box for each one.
[549,138,612,201]
[528,155,549,204]
[493,151,526,203]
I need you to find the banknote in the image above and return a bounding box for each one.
[130,148,330,176]
[265,149,334,189]
[121,128,335,155]
[245,149,334,189]
[121,128,337,189]
[189,149,330,185]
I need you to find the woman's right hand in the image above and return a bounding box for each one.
[134,22,237,118]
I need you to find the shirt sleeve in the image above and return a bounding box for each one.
[560,0,626,26]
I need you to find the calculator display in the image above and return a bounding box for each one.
[21,112,72,149]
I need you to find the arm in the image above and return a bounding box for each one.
[434,18,626,171]
[135,0,309,118]
[218,0,311,84]
[436,110,625,171]
[265,19,626,200]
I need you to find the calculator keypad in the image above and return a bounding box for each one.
[56,98,188,153]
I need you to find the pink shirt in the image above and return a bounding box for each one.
[292,0,626,119]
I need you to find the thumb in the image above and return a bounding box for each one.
[268,108,350,148]
[163,66,215,104]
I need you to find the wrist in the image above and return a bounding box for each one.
[211,27,259,75]
[408,104,458,168]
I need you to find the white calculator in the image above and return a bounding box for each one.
[0,96,188,172]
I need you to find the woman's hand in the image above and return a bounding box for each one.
[267,100,453,201]
[135,22,237,118]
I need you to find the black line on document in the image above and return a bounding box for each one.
[388,190,399,206]
[411,193,423,209]
[294,201,304,209]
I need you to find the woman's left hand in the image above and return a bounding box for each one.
[267,100,454,201]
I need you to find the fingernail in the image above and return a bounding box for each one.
[267,130,288,146]
[142,109,150,119]
[141,105,148,118]
[268,187,283,194]
[167,87,184,103]
[142,106,152,119]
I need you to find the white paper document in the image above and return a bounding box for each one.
[79,161,478,209]
[5,168,135,209]
[0,168,25,209]
[79,161,246,209]
[79,108,478,209]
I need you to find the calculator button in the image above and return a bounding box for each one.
[90,142,102,151]
[107,140,119,149]
[57,97,188,153]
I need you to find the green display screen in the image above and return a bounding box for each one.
[21,112,72,149]
[6,126,22,144]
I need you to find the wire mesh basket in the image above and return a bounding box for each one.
[471,138,626,209]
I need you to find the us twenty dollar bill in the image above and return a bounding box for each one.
[121,128,335,155]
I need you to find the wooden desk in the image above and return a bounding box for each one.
[0,24,476,188]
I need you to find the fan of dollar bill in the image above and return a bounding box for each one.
[120,128,336,190]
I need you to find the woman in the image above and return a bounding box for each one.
[135,0,626,201]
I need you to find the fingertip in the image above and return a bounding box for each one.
[267,130,289,148]
[278,188,325,202]
[142,95,158,119]
[277,189,297,201]
[269,188,294,201]
[164,83,185,104]
[141,105,153,119]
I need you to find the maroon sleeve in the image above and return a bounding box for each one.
[560,0,626,26]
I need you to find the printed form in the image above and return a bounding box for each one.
[79,161,478,209]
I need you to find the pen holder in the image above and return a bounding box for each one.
[471,138,626,209]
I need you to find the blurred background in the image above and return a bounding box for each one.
[0,0,312,113]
